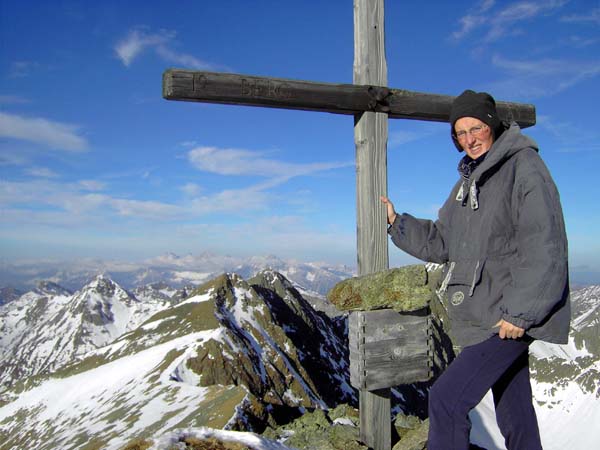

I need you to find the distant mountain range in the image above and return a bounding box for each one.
[0,252,355,298]
[2,253,598,296]
[0,268,599,449]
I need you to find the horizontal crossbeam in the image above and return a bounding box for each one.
[163,69,536,127]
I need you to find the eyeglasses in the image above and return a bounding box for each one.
[454,124,489,141]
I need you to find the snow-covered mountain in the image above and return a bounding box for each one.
[0,252,355,296]
[0,270,353,449]
[1,271,599,450]
[0,275,175,389]
[0,287,22,306]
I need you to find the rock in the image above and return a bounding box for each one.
[392,418,429,450]
[264,406,368,450]
[329,404,359,424]
[326,265,432,312]
[394,413,423,432]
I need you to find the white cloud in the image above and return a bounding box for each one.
[561,7,600,25]
[490,55,600,97]
[0,95,30,105]
[155,46,215,70]
[115,28,217,70]
[191,187,272,214]
[25,167,59,178]
[187,146,352,179]
[451,0,568,43]
[535,115,600,153]
[110,197,183,218]
[389,123,444,148]
[180,182,202,196]
[8,61,42,78]
[0,150,29,166]
[115,29,174,66]
[0,177,270,226]
[171,216,356,263]
[452,0,494,40]
[0,179,189,223]
[78,180,106,191]
[0,112,88,152]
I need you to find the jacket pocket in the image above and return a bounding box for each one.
[443,259,485,325]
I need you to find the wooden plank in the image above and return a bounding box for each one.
[163,69,371,114]
[386,89,536,127]
[162,70,536,128]
[350,352,430,390]
[350,310,428,343]
[360,388,391,450]
[354,1,390,449]
[349,323,428,353]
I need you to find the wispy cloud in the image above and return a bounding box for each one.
[0,176,273,228]
[452,0,568,43]
[565,35,599,48]
[536,115,600,153]
[0,95,30,105]
[0,112,88,152]
[561,7,600,25]
[115,28,173,66]
[180,182,202,197]
[0,149,29,166]
[388,123,444,148]
[452,0,496,40]
[115,28,218,70]
[25,167,60,178]
[171,216,355,263]
[8,61,42,78]
[78,180,106,191]
[187,146,352,180]
[190,187,272,214]
[0,179,184,223]
[489,54,600,98]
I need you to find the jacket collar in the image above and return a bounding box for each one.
[464,122,538,185]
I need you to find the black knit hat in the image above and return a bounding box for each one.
[450,89,502,152]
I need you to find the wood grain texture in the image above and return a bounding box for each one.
[349,310,430,390]
[354,2,390,448]
[360,388,391,450]
[163,70,536,127]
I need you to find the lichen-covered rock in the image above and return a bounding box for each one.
[264,406,368,450]
[392,417,429,450]
[327,265,432,312]
[328,403,359,424]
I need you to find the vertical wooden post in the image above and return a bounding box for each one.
[354,0,390,449]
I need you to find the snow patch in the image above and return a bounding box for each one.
[150,427,293,450]
[178,290,213,306]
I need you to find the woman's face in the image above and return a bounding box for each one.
[454,117,494,159]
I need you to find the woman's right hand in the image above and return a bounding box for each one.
[380,196,397,225]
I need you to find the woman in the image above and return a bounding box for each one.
[381,90,570,450]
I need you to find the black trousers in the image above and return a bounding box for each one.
[428,334,542,450]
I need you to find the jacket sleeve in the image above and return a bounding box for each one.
[500,153,569,330]
[387,189,455,264]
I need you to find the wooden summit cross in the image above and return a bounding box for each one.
[162,1,535,449]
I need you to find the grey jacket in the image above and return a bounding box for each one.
[388,123,570,347]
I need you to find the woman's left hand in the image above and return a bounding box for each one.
[494,319,525,340]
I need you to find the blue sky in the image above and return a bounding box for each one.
[1,0,599,282]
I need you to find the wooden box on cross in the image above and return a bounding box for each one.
[349,309,431,391]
